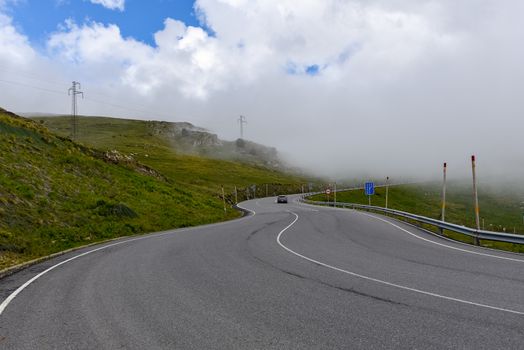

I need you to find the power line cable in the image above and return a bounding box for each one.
[83,96,174,119]
[0,67,172,117]
[0,78,66,96]
[0,77,175,120]
[0,66,69,87]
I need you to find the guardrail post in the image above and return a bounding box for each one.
[221,185,227,213]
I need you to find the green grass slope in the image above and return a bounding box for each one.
[0,110,306,270]
[309,183,524,251]
[35,115,308,197]
[0,110,229,269]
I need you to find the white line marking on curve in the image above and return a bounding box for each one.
[289,205,318,212]
[298,201,524,264]
[276,210,524,315]
[357,212,524,264]
[0,235,158,316]
[1,202,258,316]
[238,204,256,216]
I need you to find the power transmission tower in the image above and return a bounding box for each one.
[68,81,83,140]
[238,115,247,139]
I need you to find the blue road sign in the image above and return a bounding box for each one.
[365,182,375,196]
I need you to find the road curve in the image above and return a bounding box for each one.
[1,195,524,349]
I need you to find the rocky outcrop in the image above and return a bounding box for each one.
[147,120,284,169]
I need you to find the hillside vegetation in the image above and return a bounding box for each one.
[34,115,285,170]
[309,183,524,251]
[35,115,308,197]
[0,110,307,269]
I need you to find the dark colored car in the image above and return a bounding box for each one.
[277,195,288,203]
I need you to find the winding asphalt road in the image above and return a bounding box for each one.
[2,195,524,349]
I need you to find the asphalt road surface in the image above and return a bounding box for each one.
[2,195,524,349]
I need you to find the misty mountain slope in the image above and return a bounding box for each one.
[34,115,309,193]
[149,120,283,168]
[33,115,285,169]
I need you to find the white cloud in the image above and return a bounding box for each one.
[89,0,125,11]
[45,1,460,99]
[1,0,524,179]
[0,12,35,65]
[48,20,151,65]
[46,18,226,97]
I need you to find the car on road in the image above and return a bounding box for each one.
[277,195,288,203]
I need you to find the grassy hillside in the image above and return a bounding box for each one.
[34,115,308,197]
[0,110,307,269]
[308,183,524,251]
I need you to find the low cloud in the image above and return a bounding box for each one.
[0,0,523,181]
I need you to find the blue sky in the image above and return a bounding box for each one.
[4,0,198,47]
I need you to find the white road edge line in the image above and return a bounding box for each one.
[357,211,524,263]
[277,210,524,316]
[0,203,257,316]
[290,205,318,212]
[238,203,256,216]
[299,201,524,263]
[0,235,162,316]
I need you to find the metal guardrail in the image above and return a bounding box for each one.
[300,198,524,245]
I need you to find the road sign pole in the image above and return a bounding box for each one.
[441,162,447,222]
[234,186,238,204]
[471,155,480,245]
[365,181,374,206]
[334,182,337,207]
